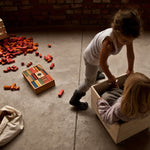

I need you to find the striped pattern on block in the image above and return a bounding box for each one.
[22,64,55,94]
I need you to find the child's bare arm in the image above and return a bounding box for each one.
[126,42,135,75]
[99,37,117,85]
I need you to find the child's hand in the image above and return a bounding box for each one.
[108,75,119,88]
[126,69,134,76]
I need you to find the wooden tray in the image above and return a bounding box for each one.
[22,64,55,94]
[0,18,8,40]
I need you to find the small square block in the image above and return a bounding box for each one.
[35,71,44,78]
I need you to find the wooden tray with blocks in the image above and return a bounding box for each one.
[0,18,8,40]
[22,64,55,94]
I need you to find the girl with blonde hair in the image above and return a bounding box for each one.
[97,72,150,124]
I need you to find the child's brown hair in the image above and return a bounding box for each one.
[121,72,150,118]
[112,9,142,38]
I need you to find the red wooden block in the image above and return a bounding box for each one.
[44,56,48,60]
[50,63,54,69]
[39,54,42,58]
[24,51,27,55]
[11,65,16,68]
[0,52,3,57]
[3,69,9,73]
[27,62,32,67]
[7,67,11,71]
[47,54,53,60]
[48,43,51,48]
[10,66,18,71]
[47,58,52,63]
[58,89,64,97]
[7,59,15,64]
[21,62,25,66]
[35,51,39,56]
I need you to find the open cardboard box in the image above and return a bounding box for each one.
[91,74,150,144]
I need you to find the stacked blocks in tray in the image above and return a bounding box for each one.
[0,18,8,40]
[22,64,55,94]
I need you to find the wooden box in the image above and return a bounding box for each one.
[0,18,8,40]
[22,64,55,94]
[91,74,150,144]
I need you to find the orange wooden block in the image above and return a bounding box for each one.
[14,86,20,90]
[4,85,11,90]
[11,83,16,90]
[33,43,39,46]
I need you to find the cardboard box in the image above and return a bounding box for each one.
[22,64,55,94]
[0,18,8,40]
[91,74,150,143]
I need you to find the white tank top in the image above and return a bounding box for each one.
[83,28,122,65]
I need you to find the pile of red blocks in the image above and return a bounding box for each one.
[44,54,53,63]
[0,35,38,65]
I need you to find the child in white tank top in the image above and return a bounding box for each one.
[70,9,142,110]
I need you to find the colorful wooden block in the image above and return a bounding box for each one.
[22,64,55,94]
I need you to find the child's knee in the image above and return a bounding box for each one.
[86,78,96,87]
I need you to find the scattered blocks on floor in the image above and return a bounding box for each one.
[3,65,18,73]
[4,83,20,91]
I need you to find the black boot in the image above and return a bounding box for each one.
[69,90,88,110]
[96,71,105,81]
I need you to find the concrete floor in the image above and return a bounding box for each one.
[0,27,150,150]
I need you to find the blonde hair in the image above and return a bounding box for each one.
[111,9,142,38]
[121,72,150,118]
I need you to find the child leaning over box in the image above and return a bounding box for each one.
[97,72,150,124]
[70,9,142,110]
